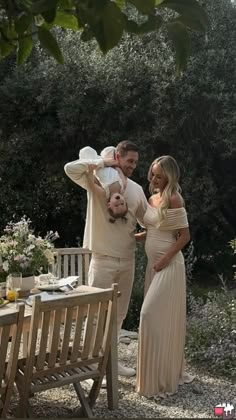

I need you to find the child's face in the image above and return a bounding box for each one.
[108,193,127,217]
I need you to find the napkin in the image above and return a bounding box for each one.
[57,276,79,287]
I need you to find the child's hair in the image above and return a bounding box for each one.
[108,205,128,224]
[148,155,182,222]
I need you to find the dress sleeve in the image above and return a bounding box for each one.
[159,208,189,230]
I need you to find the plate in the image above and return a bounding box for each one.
[0,300,9,308]
[37,284,60,291]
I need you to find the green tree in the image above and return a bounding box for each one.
[0,0,234,280]
[0,0,208,72]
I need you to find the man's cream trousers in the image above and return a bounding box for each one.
[88,253,135,333]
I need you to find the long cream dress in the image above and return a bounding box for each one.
[136,205,194,398]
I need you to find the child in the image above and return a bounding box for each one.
[79,146,128,222]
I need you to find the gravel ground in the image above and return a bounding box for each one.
[9,340,235,418]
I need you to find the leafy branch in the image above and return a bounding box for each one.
[0,0,209,73]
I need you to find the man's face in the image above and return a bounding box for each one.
[116,151,139,177]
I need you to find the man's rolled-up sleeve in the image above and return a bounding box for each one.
[64,158,104,191]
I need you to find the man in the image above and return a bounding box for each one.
[64,140,147,376]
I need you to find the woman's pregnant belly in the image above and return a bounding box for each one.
[145,228,184,265]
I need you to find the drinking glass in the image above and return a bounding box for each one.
[7,273,22,307]
[48,262,58,293]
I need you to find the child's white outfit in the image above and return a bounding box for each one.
[78,146,125,199]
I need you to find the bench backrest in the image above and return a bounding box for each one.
[55,248,92,285]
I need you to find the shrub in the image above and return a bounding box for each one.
[123,245,147,331]
[186,290,236,380]
[229,238,236,281]
[184,240,197,284]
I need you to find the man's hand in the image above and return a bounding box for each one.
[103,158,118,167]
[135,231,147,243]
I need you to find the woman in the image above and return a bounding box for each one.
[136,155,194,398]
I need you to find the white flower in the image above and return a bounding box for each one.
[0,216,59,275]
[28,244,35,251]
[44,249,54,263]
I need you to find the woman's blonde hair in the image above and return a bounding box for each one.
[147,155,182,222]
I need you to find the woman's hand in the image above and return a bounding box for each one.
[153,254,171,272]
[153,226,190,272]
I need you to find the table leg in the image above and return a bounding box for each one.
[22,331,29,357]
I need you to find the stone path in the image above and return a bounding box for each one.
[9,340,235,418]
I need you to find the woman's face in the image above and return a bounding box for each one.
[150,163,167,193]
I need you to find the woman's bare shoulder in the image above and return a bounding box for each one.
[170,193,184,209]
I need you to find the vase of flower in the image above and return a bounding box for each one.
[6,273,35,298]
[0,216,59,294]
[20,275,35,297]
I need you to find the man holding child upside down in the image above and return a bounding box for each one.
[64,140,147,377]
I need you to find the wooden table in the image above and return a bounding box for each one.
[0,285,118,410]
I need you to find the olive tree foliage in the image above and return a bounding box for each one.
[0,0,235,277]
[0,0,209,73]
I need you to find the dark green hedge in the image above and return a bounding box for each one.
[0,0,235,281]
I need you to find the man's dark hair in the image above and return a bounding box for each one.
[116,140,139,157]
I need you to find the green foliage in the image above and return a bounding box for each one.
[0,0,208,72]
[186,290,236,379]
[38,27,64,63]
[17,37,33,65]
[229,238,236,280]
[166,21,191,75]
[0,0,235,277]
[0,216,59,276]
[123,245,147,330]
[0,271,7,283]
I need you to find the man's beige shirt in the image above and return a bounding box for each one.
[64,157,147,259]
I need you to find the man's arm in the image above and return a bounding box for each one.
[64,157,104,191]
[136,186,148,227]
